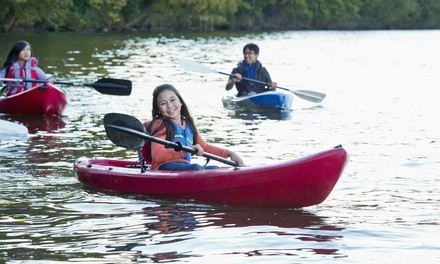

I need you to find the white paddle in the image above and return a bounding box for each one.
[179,58,326,103]
[0,119,28,139]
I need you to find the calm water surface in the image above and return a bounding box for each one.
[0,30,439,263]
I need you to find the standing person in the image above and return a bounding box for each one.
[0,40,55,96]
[225,43,277,97]
[146,84,244,171]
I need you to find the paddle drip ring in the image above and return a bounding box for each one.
[173,142,183,151]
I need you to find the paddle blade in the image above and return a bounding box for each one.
[90,78,132,96]
[103,113,145,149]
[179,58,216,74]
[0,119,28,140]
[292,89,326,103]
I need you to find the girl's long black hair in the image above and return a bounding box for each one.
[148,84,199,144]
[1,40,30,70]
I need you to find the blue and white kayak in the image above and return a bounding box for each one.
[222,91,293,111]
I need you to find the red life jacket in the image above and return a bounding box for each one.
[6,57,39,96]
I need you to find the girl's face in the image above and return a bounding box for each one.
[18,45,31,62]
[156,89,182,121]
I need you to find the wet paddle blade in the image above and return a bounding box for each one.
[103,113,145,149]
[90,78,132,96]
[0,119,28,140]
[179,58,216,74]
[292,89,326,103]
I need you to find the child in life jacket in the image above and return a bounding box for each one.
[144,84,244,171]
[0,40,55,96]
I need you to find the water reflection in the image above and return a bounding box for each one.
[143,205,344,232]
[1,115,70,176]
[5,115,67,134]
[228,109,292,121]
[138,205,345,261]
[144,206,198,234]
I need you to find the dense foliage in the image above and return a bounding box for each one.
[1,0,440,33]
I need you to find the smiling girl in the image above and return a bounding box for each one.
[146,84,244,171]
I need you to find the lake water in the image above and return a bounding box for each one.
[0,30,439,263]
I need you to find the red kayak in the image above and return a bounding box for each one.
[0,83,68,115]
[74,146,348,208]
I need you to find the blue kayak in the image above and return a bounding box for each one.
[222,91,293,111]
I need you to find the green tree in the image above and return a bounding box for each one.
[414,0,440,28]
[1,0,440,32]
[358,0,421,29]
[0,0,73,32]
[307,0,362,29]
[136,0,241,30]
[229,0,269,30]
[64,0,128,31]
[279,0,314,29]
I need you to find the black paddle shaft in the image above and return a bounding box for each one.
[105,124,238,167]
[17,78,132,96]
[219,71,273,87]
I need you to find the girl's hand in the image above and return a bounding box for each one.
[193,144,204,156]
[228,150,244,167]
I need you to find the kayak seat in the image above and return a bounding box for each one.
[141,142,152,165]
[137,120,153,172]
[135,146,150,173]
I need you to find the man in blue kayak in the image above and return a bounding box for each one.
[225,43,277,97]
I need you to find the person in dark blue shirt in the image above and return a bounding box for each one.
[225,43,277,97]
